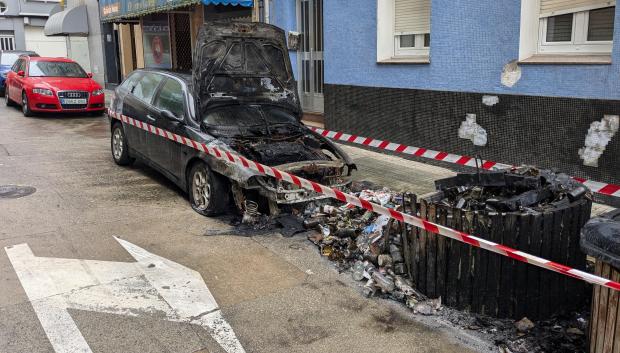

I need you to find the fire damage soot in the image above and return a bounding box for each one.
[0,185,36,199]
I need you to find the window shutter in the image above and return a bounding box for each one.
[540,0,616,17]
[394,0,431,34]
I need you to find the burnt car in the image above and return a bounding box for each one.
[108,22,355,216]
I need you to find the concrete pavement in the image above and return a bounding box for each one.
[0,100,487,352]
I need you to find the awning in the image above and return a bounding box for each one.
[202,0,253,6]
[44,5,88,36]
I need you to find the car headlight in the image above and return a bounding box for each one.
[92,89,104,96]
[32,88,54,96]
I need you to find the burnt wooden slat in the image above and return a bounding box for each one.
[485,212,502,317]
[603,267,620,353]
[471,212,489,314]
[401,194,413,280]
[592,260,603,353]
[457,210,472,310]
[550,209,566,316]
[445,208,460,307]
[498,213,517,318]
[596,263,612,353]
[426,202,437,297]
[525,213,543,320]
[514,214,531,319]
[409,195,419,285]
[418,199,428,294]
[539,211,555,319]
[436,207,447,299]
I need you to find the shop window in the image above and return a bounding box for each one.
[377,0,431,63]
[519,0,616,63]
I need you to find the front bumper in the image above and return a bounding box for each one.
[29,92,105,113]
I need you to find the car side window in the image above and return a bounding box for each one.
[153,78,186,120]
[132,73,164,104]
[12,59,22,72]
[19,60,27,73]
[119,72,141,92]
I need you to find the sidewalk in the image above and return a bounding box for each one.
[340,143,614,217]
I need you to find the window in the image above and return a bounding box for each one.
[0,2,7,14]
[539,6,615,54]
[132,73,164,104]
[153,78,186,119]
[28,61,87,78]
[377,0,431,62]
[119,72,142,92]
[11,59,23,72]
[519,0,616,61]
[393,0,430,56]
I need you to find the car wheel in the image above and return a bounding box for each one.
[5,92,14,107]
[188,161,229,216]
[111,123,134,166]
[21,92,33,117]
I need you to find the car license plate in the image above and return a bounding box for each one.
[61,98,87,105]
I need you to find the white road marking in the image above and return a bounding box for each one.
[5,236,245,353]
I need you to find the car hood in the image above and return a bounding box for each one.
[28,77,100,91]
[192,22,301,118]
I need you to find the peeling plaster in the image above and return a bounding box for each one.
[458,114,488,147]
[578,115,619,167]
[482,95,499,106]
[501,60,521,88]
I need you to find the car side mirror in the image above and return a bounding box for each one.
[17,70,25,77]
[87,73,93,78]
[161,110,183,123]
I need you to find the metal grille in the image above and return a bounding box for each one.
[58,91,89,110]
[0,35,15,51]
[172,12,192,72]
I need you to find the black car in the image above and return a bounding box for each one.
[108,22,355,216]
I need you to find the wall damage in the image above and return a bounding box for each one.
[458,113,488,146]
[501,60,521,88]
[578,115,619,167]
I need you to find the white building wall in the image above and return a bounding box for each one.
[24,26,68,57]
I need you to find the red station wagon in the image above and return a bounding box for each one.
[5,56,105,116]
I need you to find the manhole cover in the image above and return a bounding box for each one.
[0,185,36,199]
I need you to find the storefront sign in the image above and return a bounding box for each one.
[142,16,172,69]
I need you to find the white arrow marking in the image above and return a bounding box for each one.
[5,236,245,353]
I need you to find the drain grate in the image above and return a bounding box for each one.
[0,185,36,199]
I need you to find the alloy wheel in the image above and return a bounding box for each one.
[112,128,124,161]
[192,169,211,211]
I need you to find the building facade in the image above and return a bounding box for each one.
[0,0,57,53]
[98,0,254,87]
[267,0,620,201]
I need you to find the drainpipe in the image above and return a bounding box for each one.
[264,0,270,24]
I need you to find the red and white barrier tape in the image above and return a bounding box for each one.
[108,109,620,291]
[309,127,620,199]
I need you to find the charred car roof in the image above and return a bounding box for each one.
[192,22,301,118]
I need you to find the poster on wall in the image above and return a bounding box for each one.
[142,16,172,69]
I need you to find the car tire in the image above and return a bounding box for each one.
[111,123,134,166]
[21,92,33,117]
[5,92,14,107]
[188,161,230,216]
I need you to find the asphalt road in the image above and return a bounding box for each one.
[0,100,487,353]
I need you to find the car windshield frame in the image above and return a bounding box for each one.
[28,61,88,78]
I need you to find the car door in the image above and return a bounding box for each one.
[12,58,28,102]
[121,72,164,159]
[148,76,190,180]
[7,58,24,102]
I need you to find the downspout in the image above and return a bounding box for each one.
[264,0,270,24]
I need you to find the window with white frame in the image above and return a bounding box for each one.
[394,0,431,56]
[539,1,615,54]
[377,0,431,62]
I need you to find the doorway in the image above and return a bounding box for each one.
[297,0,323,114]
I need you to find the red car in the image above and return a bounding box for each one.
[5,56,105,116]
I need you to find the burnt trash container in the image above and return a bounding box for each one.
[581,209,620,353]
[406,169,592,319]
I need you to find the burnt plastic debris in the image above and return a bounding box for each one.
[581,209,620,268]
[434,167,591,212]
[303,182,430,310]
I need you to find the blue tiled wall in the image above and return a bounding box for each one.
[322,0,620,100]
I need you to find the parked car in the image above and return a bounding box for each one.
[5,56,105,116]
[108,22,355,216]
[0,51,39,96]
